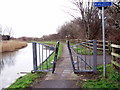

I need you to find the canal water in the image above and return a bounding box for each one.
[0,43,33,89]
[0,43,52,89]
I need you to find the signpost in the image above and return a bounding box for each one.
[94,2,112,7]
[94,1,112,77]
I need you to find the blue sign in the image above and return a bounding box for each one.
[94,2,112,7]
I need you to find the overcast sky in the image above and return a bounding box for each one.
[0,0,74,38]
[0,0,115,38]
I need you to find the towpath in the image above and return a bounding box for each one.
[33,43,112,88]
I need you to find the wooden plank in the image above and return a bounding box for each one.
[89,43,108,47]
[97,40,109,43]
[112,60,120,68]
[111,52,120,58]
[111,44,120,49]
[82,44,109,51]
[97,48,109,51]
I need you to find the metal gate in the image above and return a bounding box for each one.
[67,40,97,73]
[32,42,59,73]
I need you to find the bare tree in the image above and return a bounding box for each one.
[57,19,85,40]
[69,0,102,39]
[3,26,13,37]
[105,1,120,43]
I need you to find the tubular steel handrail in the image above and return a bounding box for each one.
[32,42,59,73]
[67,40,97,73]
[71,48,93,70]
[52,42,59,73]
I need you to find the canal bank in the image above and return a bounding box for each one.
[7,42,63,89]
[8,43,115,89]
[0,43,33,89]
[0,40,27,53]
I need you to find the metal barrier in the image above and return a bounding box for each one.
[32,42,59,73]
[67,40,97,73]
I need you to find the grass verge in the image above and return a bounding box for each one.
[70,43,103,55]
[38,41,62,60]
[38,42,62,70]
[40,41,58,46]
[37,41,62,69]
[8,72,47,89]
[82,64,120,88]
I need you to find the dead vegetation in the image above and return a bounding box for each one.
[0,40,27,53]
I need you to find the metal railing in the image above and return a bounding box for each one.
[67,40,97,73]
[32,42,59,73]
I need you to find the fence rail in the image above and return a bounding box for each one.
[59,39,110,53]
[111,44,120,69]
[32,42,59,73]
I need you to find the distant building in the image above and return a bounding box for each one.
[2,35,10,40]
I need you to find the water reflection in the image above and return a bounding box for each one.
[0,52,17,73]
[0,43,33,89]
[0,43,53,89]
